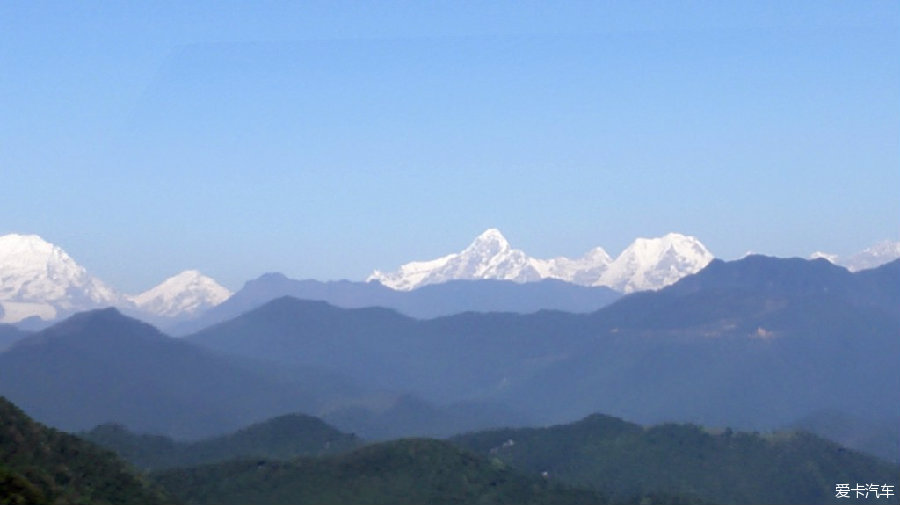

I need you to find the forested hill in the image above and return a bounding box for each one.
[81,412,363,470]
[153,438,613,505]
[0,396,171,505]
[452,413,900,505]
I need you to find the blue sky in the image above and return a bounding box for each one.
[1,1,898,292]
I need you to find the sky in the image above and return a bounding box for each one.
[1,1,898,292]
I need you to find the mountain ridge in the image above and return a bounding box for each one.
[368,228,715,292]
[0,233,231,325]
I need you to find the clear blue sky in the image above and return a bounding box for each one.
[1,1,898,292]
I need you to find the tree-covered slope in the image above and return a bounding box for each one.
[452,414,900,505]
[0,396,171,505]
[82,412,362,470]
[153,438,608,505]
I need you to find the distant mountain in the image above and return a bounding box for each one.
[0,305,513,440]
[495,256,900,431]
[789,410,900,464]
[153,438,604,505]
[368,228,713,292]
[811,239,900,272]
[320,393,531,441]
[0,233,232,325]
[452,413,900,505]
[128,269,231,318]
[82,413,362,470]
[185,296,593,406]
[0,234,122,323]
[0,308,364,439]
[593,233,714,292]
[171,272,619,335]
[0,396,171,505]
[187,257,900,451]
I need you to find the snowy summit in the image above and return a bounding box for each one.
[810,240,900,272]
[129,270,232,318]
[368,229,715,293]
[0,234,122,323]
[0,233,232,324]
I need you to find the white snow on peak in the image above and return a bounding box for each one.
[809,251,839,264]
[129,270,231,318]
[0,233,122,323]
[368,229,713,292]
[595,233,714,293]
[844,241,900,271]
[811,240,900,272]
[368,229,543,290]
[530,247,613,286]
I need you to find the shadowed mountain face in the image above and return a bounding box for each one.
[187,297,596,404]
[0,323,28,351]
[501,257,900,429]
[0,396,171,505]
[0,308,361,439]
[0,307,527,440]
[170,274,619,335]
[451,413,900,505]
[789,410,900,464]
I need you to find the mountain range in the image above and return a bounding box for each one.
[83,409,900,505]
[4,253,895,461]
[2,231,899,326]
[811,240,900,272]
[0,234,230,325]
[0,306,525,440]
[368,228,715,292]
[170,274,621,335]
[184,256,900,434]
[5,390,897,505]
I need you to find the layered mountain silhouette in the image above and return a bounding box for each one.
[79,406,899,505]
[185,256,900,449]
[496,257,900,429]
[1,255,896,463]
[170,274,620,335]
[0,308,365,439]
[0,307,525,440]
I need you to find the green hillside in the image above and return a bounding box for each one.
[0,396,171,505]
[82,412,362,470]
[153,438,607,505]
[452,414,900,505]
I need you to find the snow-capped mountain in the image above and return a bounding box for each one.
[596,233,714,292]
[811,240,900,272]
[368,229,714,293]
[129,270,231,318]
[0,233,232,324]
[368,229,545,291]
[0,234,122,323]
